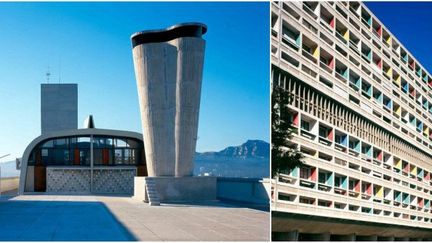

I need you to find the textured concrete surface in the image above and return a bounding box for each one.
[0,195,269,241]
[41,84,77,134]
[0,177,19,194]
[132,30,206,178]
[173,37,205,177]
[217,177,271,205]
[132,43,177,177]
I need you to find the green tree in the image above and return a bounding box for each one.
[271,84,303,178]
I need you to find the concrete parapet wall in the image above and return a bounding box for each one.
[135,176,217,202]
[0,177,19,194]
[216,177,271,205]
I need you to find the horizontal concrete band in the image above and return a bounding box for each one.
[131,22,207,47]
[272,211,432,238]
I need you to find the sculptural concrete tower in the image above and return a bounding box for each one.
[131,23,214,204]
[131,23,206,177]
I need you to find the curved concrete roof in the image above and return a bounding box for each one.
[131,22,207,47]
[18,128,143,194]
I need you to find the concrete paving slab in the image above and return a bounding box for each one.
[0,195,269,241]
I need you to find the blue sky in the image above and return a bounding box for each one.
[0,2,269,160]
[365,2,432,77]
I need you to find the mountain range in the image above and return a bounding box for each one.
[0,139,270,179]
[194,140,269,178]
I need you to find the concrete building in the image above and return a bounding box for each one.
[41,84,78,134]
[131,23,212,204]
[20,84,148,195]
[271,1,432,240]
[19,129,148,195]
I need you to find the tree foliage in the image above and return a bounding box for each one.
[271,84,303,178]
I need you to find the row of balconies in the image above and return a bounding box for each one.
[296,1,432,96]
[275,183,432,226]
[289,108,432,186]
[273,6,432,145]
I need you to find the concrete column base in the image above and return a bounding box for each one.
[272,230,298,241]
[134,176,217,203]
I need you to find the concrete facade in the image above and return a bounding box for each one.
[131,23,206,177]
[41,84,77,134]
[19,128,145,195]
[271,1,432,239]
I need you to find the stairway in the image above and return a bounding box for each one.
[144,178,160,206]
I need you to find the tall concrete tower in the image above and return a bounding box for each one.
[41,83,78,134]
[131,23,206,178]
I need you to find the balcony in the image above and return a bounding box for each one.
[372,19,382,39]
[349,2,360,17]
[320,5,335,33]
[282,21,301,51]
[361,43,372,63]
[348,136,360,156]
[335,60,348,83]
[301,35,319,64]
[349,70,361,91]
[335,20,348,45]
[300,115,318,141]
[318,123,333,147]
[271,12,279,38]
[361,142,372,162]
[361,79,372,98]
[334,130,348,152]
[303,2,319,20]
[361,8,372,28]
[373,87,383,104]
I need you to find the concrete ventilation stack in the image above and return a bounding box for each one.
[41,83,78,134]
[83,115,95,129]
[131,23,215,203]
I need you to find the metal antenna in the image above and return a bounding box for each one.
[58,57,62,84]
[46,66,51,84]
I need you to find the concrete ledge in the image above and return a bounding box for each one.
[134,176,217,203]
[216,177,271,206]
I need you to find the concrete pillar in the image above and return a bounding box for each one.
[357,235,378,241]
[272,230,298,241]
[378,236,395,241]
[314,232,331,241]
[171,37,205,177]
[395,237,409,241]
[131,23,207,178]
[332,234,356,241]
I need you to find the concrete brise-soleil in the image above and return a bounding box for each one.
[131,23,207,177]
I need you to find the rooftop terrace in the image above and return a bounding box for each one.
[0,194,269,241]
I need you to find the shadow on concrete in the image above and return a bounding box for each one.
[0,200,136,241]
